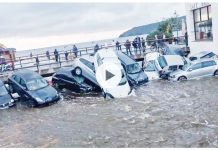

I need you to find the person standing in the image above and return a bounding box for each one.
[94,44,99,53]
[116,41,120,50]
[46,50,50,60]
[141,37,146,53]
[137,37,141,54]
[124,40,132,55]
[30,52,33,58]
[132,38,138,54]
[54,49,59,62]
[73,45,78,58]
[64,50,69,61]
[35,55,39,65]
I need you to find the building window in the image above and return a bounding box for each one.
[193,5,212,40]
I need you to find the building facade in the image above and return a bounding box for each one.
[185,3,218,55]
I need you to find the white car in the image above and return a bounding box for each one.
[156,55,189,79]
[143,52,160,80]
[94,48,132,99]
[143,52,189,79]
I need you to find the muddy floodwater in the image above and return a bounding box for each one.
[1,78,218,148]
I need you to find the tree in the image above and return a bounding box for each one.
[146,16,182,45]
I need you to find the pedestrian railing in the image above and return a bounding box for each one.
[0,36,187,74]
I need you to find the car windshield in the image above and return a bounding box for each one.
[26,78,48,91]
[144,61,157,72]
[126,63,141,74]
[119,70,127,85]
[157,56,167,69]
[0,85,8,96]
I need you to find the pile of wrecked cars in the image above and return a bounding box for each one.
[2,44,218,109]
[52,48,149,99]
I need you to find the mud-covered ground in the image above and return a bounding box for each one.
[1,78,218,148]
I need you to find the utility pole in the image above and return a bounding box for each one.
[173,10,179,44]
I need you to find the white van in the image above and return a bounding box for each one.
[144,52,189,79]
[94,48,132,99]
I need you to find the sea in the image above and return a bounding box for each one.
[16,34,148,58]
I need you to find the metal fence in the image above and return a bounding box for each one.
[0,36,187,73]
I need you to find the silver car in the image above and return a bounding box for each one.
[72,55,99,86]
[169,59,218,81]
[189,51,217,61]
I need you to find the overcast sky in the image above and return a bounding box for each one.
[0,3,186,50]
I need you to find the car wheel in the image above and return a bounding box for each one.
[178,76,187,81]
[214,70,218,77]
[75,67,82,76]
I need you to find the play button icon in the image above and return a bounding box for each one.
[106,70,115,81]
[96,62,122,88]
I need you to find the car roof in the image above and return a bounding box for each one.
[163,55,184,66]
[191,58,217,64]
[190,51,214,58]
[117,51,136,65]
[14,69,42,81]
[96,48,118,58]
[79,55,94,63]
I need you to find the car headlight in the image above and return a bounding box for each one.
[10,99,14,103]
[35,97,44,103]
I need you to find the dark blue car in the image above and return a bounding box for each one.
[0,80,15,109]
[117,51,148,86]
[8,69,60,107]
[52,67,99,93]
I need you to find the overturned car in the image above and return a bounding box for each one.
[52,56,101,92]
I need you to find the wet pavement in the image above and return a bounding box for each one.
[1,78,218,147]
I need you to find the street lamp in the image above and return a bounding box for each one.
[173,10,179,44]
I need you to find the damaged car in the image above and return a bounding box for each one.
[117,51,148,86]
[0,80,15,109]
[52,56,101,92]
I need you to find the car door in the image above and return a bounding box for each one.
[11,75,22,94]
[187,62,203,79]
[19,78,30,99]
[201,60,217,76]
[63,73,78,90]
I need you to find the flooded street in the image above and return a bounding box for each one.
[1,78,218,147]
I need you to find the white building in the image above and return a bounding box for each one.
[185,3,218,55]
